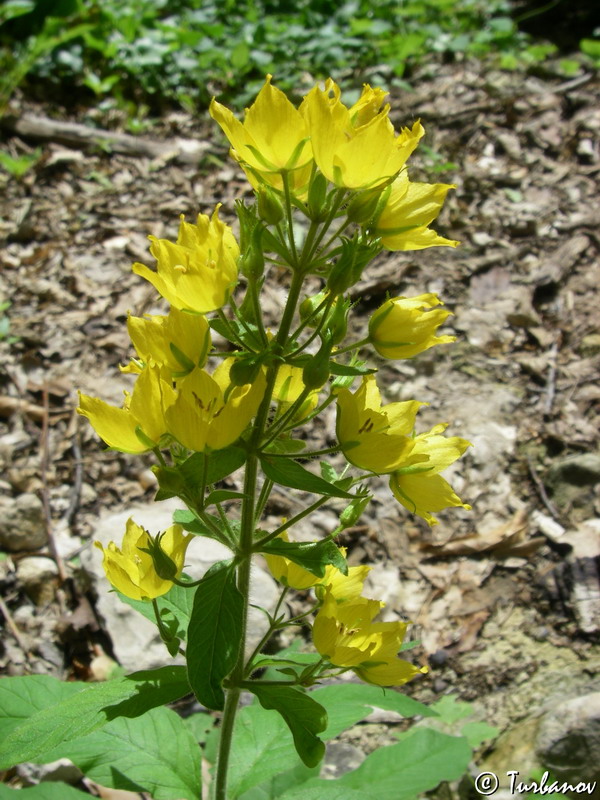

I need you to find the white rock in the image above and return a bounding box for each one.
[84,500,279,672]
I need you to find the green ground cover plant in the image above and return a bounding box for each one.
[1,0,597,115]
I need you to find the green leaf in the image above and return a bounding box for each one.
[280,786,368,800]
[337,727,471,799]
[329,361,376,377]
[0,667,190,770]
[41,706,201,800]
[182,711,215,745]
[225,703,306,797]
[461,720,499,748]
[0,785,90,800]
[311,683,437,740]
[250,684,327,768]
[186,560,243,710]
[263,438,307,455]
[204,489,247,506]
[182,446,247,488]
[429,693,473,725]
[153,464,186,501]
[260,456,359,499]
[116,575,198,639]
[259,538,347,578]
[0,675,82,743]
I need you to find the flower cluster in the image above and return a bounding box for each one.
[210,74,459,249]
[79,75,470,702]
[265,536,426,686]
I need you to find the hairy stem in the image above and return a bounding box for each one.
[213,268,305,799]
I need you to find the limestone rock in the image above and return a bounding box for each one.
[0,493,47,552]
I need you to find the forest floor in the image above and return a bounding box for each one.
[1,62,599,788]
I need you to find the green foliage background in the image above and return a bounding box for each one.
[1,0,598,115]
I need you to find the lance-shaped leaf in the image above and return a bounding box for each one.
[249,684,327,768]
[0,667,190,770]
[186,560,243,710]
[181,446,247,490]
[259,538,348,578]
[260,455,361,499]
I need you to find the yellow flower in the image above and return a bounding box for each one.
[373,171,459,250]
[313,590,427,687]
[95,518,192,601]
[368,293,455,360]
[389,423,472,525]
[336,375,427,473]
[265,536,370,598]
[77,365,176,454]
[132,207,239,313]
[273,364,319,420]
[301,79,424,190]
[126,307,211,375]
[165,365,266,452]
[210,74,313,193]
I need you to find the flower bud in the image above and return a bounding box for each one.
[346,188,385,224]
[257,186,285,225]
[324,297,350,345]
[307,172,328,221]
[299,290,327,326]
[229,355,262,386]
[302,339,332,390]
[139,532,180,581]
[327,235,381,295]
[339,492,371,529]
[368,293,455,360]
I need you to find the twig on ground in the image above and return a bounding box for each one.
[543,338,559,416]
[40,384,68,587]
[0,595,32,659]
[527,454,560,520]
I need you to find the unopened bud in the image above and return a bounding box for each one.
[257,187,284,225]
[302,339,332,390]
[339,492,371,529]
[307,172,328,221]
[229,356,262,386]
[300,290,327,325]
[139,533,179,581]
[324,297,350,345]
[346,189,383,224]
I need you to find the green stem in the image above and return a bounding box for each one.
[261,387,312,448]
[303,189,347,264]
[253,495,331,549]
[244,586,289,676]
[216,308,248,350]
[332,336,370,356]
[254,478,274,525]
[213,268,306,800]
[282,171,299,267]
[214,686,241,799]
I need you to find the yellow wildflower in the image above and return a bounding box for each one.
[127,307,211,374]
[273,363,319,420]
[336,375,426,473]
[210,74,313,193]
[165,365,266,452]
[313,590,427,687]
[77,365,175,454]
[301,79,424,190]
[264,535,370,599]
[373,171,459,250]
[390,423,472,525]
[132,207,238,313]
[95,518,192,601]
[368,293,455,360]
